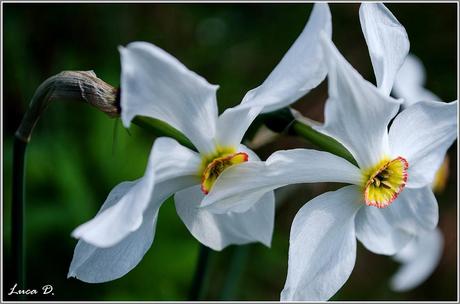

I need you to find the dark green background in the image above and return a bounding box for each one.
[3,3,457,301]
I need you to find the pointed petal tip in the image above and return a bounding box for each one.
[117,45,126,54]
[70,225,129,249]
[359,1,409,95]
[262,239,272,248]
[120,111,133,128]
[70,227,81,240]
[254,229,273,249]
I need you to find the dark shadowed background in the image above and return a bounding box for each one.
[3,2,458,301]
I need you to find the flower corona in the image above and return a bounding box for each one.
[362,157,408,208]
[201,151,249,194]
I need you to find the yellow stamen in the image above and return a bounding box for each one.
[200,151,248,194]
[361,156,409,208]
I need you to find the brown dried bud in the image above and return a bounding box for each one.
[15,70,119,142]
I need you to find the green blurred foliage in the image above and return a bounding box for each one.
[3,3,457,301]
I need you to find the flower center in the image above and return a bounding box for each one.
[362,156,408,208]
[200,149,248,195]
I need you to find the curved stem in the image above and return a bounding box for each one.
[261,108,358,166]
[290,120,357,166]
[15,71,118,142]
[12,71,118,296]
[13,71,202,301]
[132,116,195,151]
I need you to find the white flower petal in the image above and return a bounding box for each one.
[359,3,410,95]
[389,100,457,188]
[393,54,441,107]
[149,137,202,184]
[68,174,196,282]
[174,185,275,251]
[280,185,362,301]
[202,149,361,213]
[241,3,331,113]
[397,186,439,232]
[68,203,158,283]
[355,186,438,255]
[72,137,200,247]
[390,228,443,292]
[355,206,412,256]
[238,142,261,161]
[199,144,270,215]
[316,33,402,169]
[119,42,219,154]
[71,180,152,248]
[215,105,263,149]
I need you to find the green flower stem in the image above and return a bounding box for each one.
[132,116,195,151]
[261,108,358,166]
[133,109,357,166]
[188,244,212,300]
[290,121,357,166]
[219,245,250,300]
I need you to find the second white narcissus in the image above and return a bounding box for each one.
[201,3,457,300]
[67,3,332,283]
[388,53,450,292]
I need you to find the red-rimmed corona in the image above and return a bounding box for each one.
[362,156,409,208]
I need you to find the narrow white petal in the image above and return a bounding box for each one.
[68,204,158,283]
[215,105,263,149]
[202,149,361,213]
[398,187,439,233]
[174,185,275,251]
[241,3,332,113]
[149,137,202,184]
[359,3,410,95]
[119,42,219,154]
[393,54,440,107]
[280,186,362,301]
[316,33,402,169]
[355,186,438,255]
[72,138,200,247]
[68,174,196,282]
[389,100,457,188]
[355,205,413,256]
[71,180,152,247]
[390,228,443,292]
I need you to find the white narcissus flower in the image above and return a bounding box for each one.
[201,3,457,300]
[67,3,332,283]
[388,53,450,292]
